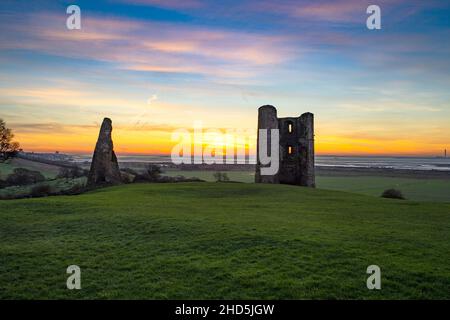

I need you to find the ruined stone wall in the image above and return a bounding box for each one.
[298,112,315,187]
[278,117,300,185]
[255,105,279,183]
[256,106,315,187]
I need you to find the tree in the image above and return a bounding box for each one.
[0,119,20,162]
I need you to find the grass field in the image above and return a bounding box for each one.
[163,169,450,202]
[1,182,449,299]
[317,176,450,202]
[0,159,82,199]
[2,162,449,202]
[0,177,86,199]
[0,158,61,179]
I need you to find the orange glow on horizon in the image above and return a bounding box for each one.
[15,130,448,157]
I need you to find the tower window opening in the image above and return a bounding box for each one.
[288,123,293,133]
[288,146,293,155]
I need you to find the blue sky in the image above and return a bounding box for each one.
[0,0,449,155]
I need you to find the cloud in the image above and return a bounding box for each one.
[338,102,442,113]
[0,86,141,111]
[1,1,448,156]
[146,94,158,105]
[9,122,98,134]
[255,0,367,23]
[115,0,204,10]
[0,12,295,81]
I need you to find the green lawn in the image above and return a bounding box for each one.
[1,182,449,299]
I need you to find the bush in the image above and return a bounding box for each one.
[121,172,134,184]
[133,165,162,183]
[121,168,138,176]
[146,164,162,181]
[30,184,51,197]
[6,168,45,186]
[0,170,5,189]
[57,166,88,179]
[121,168,138,183]
[213,171,230,182]
[62,183,85,195]
[381,188,405,200]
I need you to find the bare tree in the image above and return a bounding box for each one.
[0,119,20,162]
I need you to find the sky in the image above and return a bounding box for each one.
[0,0,449,156]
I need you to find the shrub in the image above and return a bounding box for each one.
[146,164,162,181]
[133,165,162,183]
[57,166,88,179]
[381,188,405,200]
[121,172,134,183]
[30,184,51,197]
[121,168,138,176]
[213,171,230,182]
[6,168,45,186]
[121,168,137,183]
[63,183,85,195]
[0,170,5,189]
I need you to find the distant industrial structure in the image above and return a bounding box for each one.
[255,105,315,187]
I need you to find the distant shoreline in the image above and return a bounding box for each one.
[315,166,450,179]
[16,152,450,178]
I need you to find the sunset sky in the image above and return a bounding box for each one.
[0,0,449,156]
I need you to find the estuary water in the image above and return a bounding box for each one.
[71,154,450,171]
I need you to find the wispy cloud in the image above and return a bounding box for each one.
[0,12,295,81]
[115,0,205,10]
[338,102,442,113]
[9,122,98,134]
[254,0,367,23]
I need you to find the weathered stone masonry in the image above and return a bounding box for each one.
[87,118,122,187]
[255,105,315,187]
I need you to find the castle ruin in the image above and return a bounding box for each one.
[255,105,315,187]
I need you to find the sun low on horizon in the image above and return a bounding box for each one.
[1,0,449,157]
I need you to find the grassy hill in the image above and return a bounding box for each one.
[0,182,449,299]
[163,169,450,202]
[0,158,85,199]
[0,158,61,179]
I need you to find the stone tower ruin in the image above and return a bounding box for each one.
[255,105,315,187]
